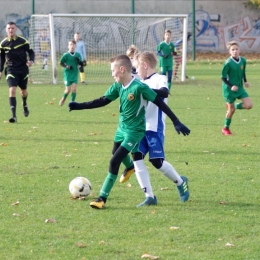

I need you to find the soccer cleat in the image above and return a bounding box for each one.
[222,127,232,136]
[23,105,29,117]
[59,98,65,106]
[9,117,17,123]
[177,176,189,202]
[119,165,135,183]
[81,81,87,85]
[136,196,157,207]
[90,197,105,209]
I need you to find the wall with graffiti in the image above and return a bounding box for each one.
[0,1,260,53]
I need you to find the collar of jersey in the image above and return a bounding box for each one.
[7,35,18,41]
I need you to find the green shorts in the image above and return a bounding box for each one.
[114,126,145,153]
[64,80,78,87]
[222,86,249,104]
[160,66,172,73]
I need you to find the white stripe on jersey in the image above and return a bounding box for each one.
[142,73,168,135]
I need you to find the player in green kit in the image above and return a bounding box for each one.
[59,40,83,106]
[68,54,190,209]
[157,29,176,90]
[221,41,253,135]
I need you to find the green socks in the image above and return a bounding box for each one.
[224,118,231,128]
[99,173,117,199]
[71,92,76,101]
[235,102,243,109]
[122,154,133,169]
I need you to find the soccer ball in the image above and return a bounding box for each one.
[69,177,92,198]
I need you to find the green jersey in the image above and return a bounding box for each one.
[60,51,82,83]
[104,78,157,132]
[221,56,246,89]
[157,41,175,67]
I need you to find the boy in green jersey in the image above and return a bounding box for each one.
[157,29,176,90]
[59,40,83,106]
[68,54,190,209]
[221,41,253,135]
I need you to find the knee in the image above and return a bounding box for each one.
[150,158,163,169]
[245,103,253,110]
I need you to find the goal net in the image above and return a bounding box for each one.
[29,14,188,84]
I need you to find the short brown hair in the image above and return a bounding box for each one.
[110,54,132,72]
[165,29,172,34]
[69,39,76,45]
[126,45,139,58]
[136,51,157,69]
[227,41,239,50]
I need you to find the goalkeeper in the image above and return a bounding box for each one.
[68,54,190,210]
[157,29,176,90]
[59,40,83,106]
[74,32,87,84]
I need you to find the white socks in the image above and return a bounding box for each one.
[159,160,183,186]
[134,160,154,198]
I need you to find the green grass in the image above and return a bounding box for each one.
[0,61,260,260]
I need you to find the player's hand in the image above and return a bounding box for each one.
[83,60,87,66]
[68,101,81,111]
[231,85,238,91]
[163,54,169,58]
[74,57,81,63]
[173,120,190,136]
[0,72,2,80]
[66,65,73,70]
[245,82,250,88]
[27,60,33,67]
[172,51,177,56]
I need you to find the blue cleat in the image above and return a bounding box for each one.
[136,196,157,207]
[177,176,190,202]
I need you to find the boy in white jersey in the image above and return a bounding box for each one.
[68,54,190,209]
[120,52,189,206]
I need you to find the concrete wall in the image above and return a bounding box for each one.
[1,0,260,52]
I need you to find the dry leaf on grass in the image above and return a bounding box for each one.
[13,213,19,217]
[99,241,105,245]
[45,218,57,223]
[11,201,19,206]
[220,201,228,205]
[160,187,169,190]
[225,242,235,247]
[127,183,132,188]
[141,253,159,259]
[0,143,8,146]
[75,243,88,248]
[170,226,180,230]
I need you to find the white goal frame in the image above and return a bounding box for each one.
[30,13,189,84]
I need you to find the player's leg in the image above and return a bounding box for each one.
[167,69,173,90]
[235,91,252,110]
[59,83,71,106]
[222,102,235,135]
[70,83,77,101]
[147,131,189,202]
[19,68,30,118]
[132,135,157,206]
[6,69,18,123]
[79,65,86,84]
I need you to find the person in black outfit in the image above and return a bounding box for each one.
[0,22,35,123]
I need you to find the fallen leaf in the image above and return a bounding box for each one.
[99,241,105,245]
[220,201,227,205]
[151,210,156,214]
[75,243,87,248]
[141,253,159,259]
[170,226,180,230]
[0,143,8,146]
[111,113,116,116]
[225,242,235,247]
[13,213,19,217]
[45,218,57,223]
[127,183,132,188]
[12,201,19,206]
[160,187,169,190]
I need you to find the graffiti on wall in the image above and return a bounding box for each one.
[188,10,260,52]
[0,14,31,39]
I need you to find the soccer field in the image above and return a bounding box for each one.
[0,60,259,259]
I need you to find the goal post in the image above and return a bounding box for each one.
[29,14,189,84]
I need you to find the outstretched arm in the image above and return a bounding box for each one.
[152,87,169,98]
[152,95,190,136]
[68,96,112,111]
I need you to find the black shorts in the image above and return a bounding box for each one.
[6,66,29,89]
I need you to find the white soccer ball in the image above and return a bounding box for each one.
[69,177,92,198]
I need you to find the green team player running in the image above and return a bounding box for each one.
[221,41,253,135]
[68,54,190,209]
[59,39,83,106]
[157,29,176,90]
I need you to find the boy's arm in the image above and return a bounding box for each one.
[221,77,232,88]
[68,96,112,111]
[152,95,190,136]
[152,87,169,98]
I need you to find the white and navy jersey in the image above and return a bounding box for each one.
[142,73,168,135]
